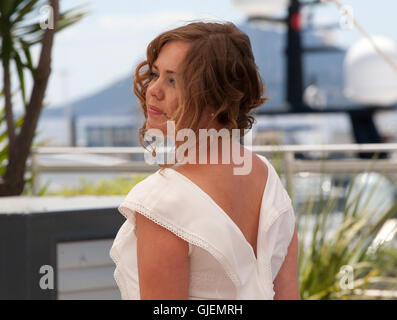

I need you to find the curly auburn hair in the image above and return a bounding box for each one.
[133,20,269,166]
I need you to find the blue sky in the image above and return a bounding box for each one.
[14,0,397,113]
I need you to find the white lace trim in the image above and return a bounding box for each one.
[118,199,241,288]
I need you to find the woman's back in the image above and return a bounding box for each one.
[172,147,269,260]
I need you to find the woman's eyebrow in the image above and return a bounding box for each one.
[153,64,176,74]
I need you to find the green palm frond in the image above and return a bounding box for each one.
[1,0,88,195]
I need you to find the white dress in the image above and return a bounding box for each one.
[109,154,296,300]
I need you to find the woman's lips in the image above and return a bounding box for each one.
[148,105,164,115]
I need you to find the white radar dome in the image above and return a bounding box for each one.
[344,35,397,106]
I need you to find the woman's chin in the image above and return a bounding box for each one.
[146,119,166,134]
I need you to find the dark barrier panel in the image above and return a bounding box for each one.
[0,207,125,300]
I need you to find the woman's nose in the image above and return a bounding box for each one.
[148,81,164,100]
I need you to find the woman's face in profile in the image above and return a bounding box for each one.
[145,40,191,133]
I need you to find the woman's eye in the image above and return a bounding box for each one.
[149,71,175,86]
[150,71,158,78]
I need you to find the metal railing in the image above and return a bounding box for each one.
[31,143,397,196]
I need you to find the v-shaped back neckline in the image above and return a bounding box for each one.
[160,154,271,262]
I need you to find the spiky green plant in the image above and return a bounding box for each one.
[296,154,397,300]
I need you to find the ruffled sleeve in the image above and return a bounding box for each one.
[265,206,296,282]
[117,170,196,254]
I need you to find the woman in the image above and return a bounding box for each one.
[110,21,300,300]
